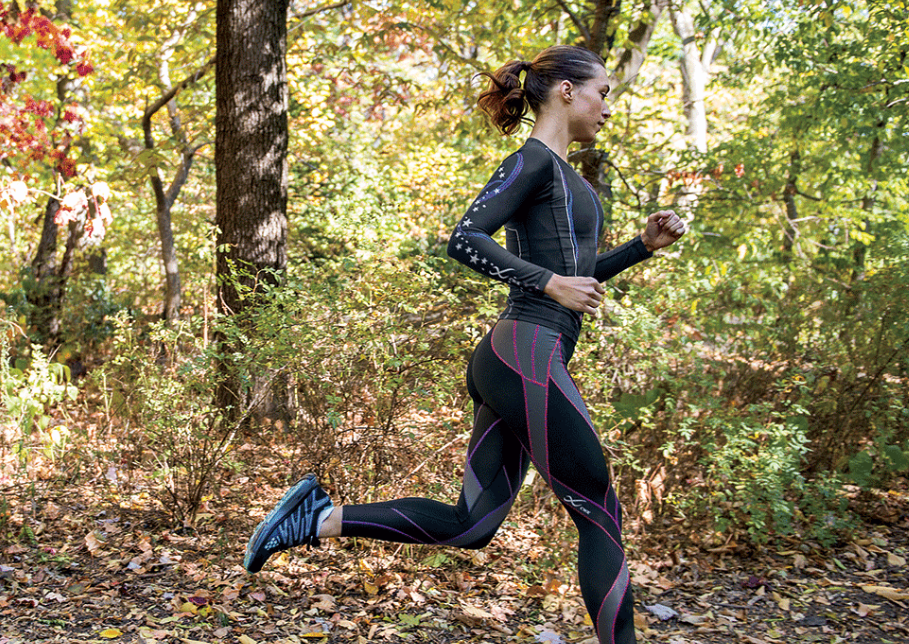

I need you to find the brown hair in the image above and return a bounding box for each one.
[477,45,605,136]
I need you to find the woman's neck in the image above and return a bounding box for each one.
[529,118,571,162]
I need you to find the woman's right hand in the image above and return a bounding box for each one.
[543,274,605,314]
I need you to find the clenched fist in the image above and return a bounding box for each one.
[543,274,605,314]
[641,210,686,252]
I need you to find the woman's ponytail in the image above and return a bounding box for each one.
[476,46,606,136]
[477,60,533,136]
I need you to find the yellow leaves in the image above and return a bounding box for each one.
[861,585,909,602]
[775,594,790,611]
[888,552,906,567]
[98,628,123,639]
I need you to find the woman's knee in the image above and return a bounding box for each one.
[459,527,499,549]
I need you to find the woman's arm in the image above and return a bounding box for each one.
[447,149,554,294]
[593,236,653,283]
[593,211,686,282]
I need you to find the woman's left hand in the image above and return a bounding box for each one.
[641,210,687,252]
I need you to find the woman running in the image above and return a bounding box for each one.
[244,44,686,644]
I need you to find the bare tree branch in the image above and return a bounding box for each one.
[143,56,216,130]
[608,0,670,102]
[589,0,622,54]
[288,1,348,34]
[554,0,592,47]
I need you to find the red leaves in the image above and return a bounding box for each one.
[23,96,52,118]
[0,5,92,176]
[668,162,745,188]
[0,7,88,69]
[1,63,26,92]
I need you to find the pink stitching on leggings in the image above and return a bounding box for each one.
[595,569,626,644]
[531,325,539,382]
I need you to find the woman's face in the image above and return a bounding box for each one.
[567,65,612,144]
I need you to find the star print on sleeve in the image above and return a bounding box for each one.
[446,146,554,296]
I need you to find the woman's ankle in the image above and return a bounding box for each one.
[318,506,342,538]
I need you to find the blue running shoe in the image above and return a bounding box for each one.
[243,474,333,573]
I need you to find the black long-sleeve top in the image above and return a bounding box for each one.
[447,137,652,342]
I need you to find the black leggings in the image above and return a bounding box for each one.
[341,320,635,644]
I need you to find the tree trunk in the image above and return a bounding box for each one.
[29,197,63,340]
[670,3,721,216]
[215,0,289,415]
[142,6,207,323]
[670,6,709,154]
[607,0,670,102]
[27,0,76,343]
[782,149,801,262]
[573,0,669,195]
[851,135,882,284]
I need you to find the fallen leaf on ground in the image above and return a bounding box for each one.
[887,552,906,567]
[644,603,678,621]
[85,531,104,555]
[861,585,909,601]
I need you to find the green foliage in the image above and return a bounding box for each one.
[215,256,471,499]
[2,0,906,549]
[100,314,236,526]
[0,330,78,469]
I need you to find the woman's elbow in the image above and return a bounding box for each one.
[446,236,460,260]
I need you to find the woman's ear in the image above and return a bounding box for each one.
[559,80,574,103]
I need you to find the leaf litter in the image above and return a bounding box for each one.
[0,448,906,644]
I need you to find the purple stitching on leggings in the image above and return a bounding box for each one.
[465,462,482,508]
[565,369,599,437]
[468,418,501,462]
[441,497,513,546]
[549,473,607,513]
[543,338,559,486]
[550,375,595,432]
[489,326,526,379]
[392,509,441,544]
[512,321,520,373]
[611,491,624,532]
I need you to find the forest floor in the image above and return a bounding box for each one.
[1,439,907,644]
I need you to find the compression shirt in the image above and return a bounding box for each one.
[447,137,652,341]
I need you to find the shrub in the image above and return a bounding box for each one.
[100,314,237,526]
[0,327,78,473]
